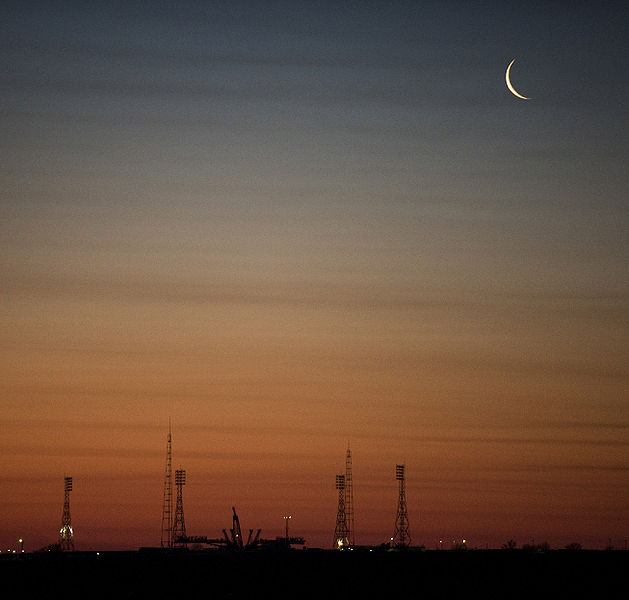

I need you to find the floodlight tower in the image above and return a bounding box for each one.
[392,464,411,548]
[345,446,355,547]
[59,476,74,551]
[333,474,349,549]
[172,469,187,547]
[160,423,173,548]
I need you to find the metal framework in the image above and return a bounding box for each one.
[392,464,411,547]
[333,474,349,549]
[172,469,187,547]
[223,506,245,550]
[345,446,355,547]
[59,476,74,551]
[160,424,173,548]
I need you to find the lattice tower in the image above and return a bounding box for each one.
[392,464,411,547]
[160,424,173,548]
[59,476,74,551]
[333,474,349,549]
[172,469,187,547]
[345,446,355,547]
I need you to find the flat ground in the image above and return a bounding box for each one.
[1,548,626,599]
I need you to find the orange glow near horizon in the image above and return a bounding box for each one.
[1,2,628,553]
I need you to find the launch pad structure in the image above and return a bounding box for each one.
[157,428,416,552]
[176,505,305,551]
[160,426,304,552]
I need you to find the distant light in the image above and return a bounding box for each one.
[463,539,467,544]
[18,539,23,543]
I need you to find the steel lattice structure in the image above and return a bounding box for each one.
[160,424,173,548]
[392,464,411,548]
[59,476,74,551]
[172,469,187,547]
[345,447,355,547]
[333,474,349,549]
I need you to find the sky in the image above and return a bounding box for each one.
[1,1,628,551]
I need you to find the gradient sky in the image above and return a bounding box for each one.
[1,1,628,551]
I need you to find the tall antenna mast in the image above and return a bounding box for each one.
[160,421,173,548]
[345,446,355,547]
[59,476,74,551]
[392,464,411,548]
[172,469,187,547]
[333,474,349,549]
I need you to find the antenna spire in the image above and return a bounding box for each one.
[160,424,173,548]
[345,445,355,547]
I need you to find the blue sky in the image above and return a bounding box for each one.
[1,1,627,550]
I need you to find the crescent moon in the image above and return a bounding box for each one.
[505,59,530,100]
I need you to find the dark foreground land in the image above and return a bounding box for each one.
[1,548,626,599]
